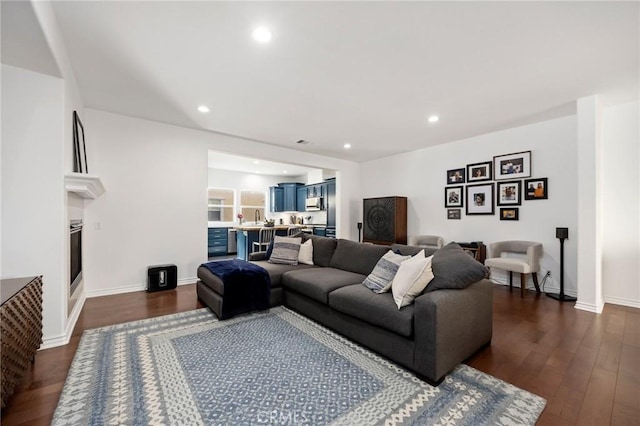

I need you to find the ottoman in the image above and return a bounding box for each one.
[196,259,271,320]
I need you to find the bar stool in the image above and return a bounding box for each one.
[252,227,276,253]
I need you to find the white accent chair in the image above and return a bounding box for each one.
[408,235,444,249]
[252,227,276,253]
[484,241,543,297]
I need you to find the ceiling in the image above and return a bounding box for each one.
[208,150,320,177]
[4,2,639,163]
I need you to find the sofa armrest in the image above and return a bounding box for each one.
[249,251,267,261]
[413,279,493,383]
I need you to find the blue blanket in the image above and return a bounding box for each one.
[200,259,271,319]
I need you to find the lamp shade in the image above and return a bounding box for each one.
[556,227,569,239]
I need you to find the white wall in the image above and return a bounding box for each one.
[602,101,640,307]
[84,110,360,297]
[360,116,579,296]
[1,65,67,342]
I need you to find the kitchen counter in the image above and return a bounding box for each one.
[233,224,305,231]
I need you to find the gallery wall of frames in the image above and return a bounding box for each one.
[444,150,548,221]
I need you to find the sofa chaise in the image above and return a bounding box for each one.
[197,234,493,384]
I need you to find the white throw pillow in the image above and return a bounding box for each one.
[392,251,435,309]
[298,239,314,265]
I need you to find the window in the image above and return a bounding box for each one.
[240,190,266,222]
[208,188,235,222]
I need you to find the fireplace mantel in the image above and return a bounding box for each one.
[65,173,105,199]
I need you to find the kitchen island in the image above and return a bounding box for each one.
[234,225,303,260]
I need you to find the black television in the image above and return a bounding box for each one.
[70,221,83,294]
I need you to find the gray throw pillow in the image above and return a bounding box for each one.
[425,242,489,292]
[268,236,302,265]
[362,250,411,293]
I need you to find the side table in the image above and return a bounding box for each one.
[1,276,43,407]
[457,242,487,264]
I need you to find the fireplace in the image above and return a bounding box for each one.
[70,220,83,295]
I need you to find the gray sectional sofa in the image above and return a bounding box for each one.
[196,234,493,384]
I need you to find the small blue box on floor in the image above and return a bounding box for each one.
[147,264,177,292]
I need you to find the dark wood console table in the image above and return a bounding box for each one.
[457,242,487,264]
[1,276,43,407]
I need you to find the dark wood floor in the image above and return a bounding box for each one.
[2,284,638,425]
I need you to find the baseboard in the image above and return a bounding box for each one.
[603,295,640,309]
[40,291,87,350]
[86,277,197,298]
[490,279,577,297]
[574,300,604,314]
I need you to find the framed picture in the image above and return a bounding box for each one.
[524,177,548,200]
[446,168,466,184]
[466,161,492,182]
[445,186,463,207]
[447,209,461,220]
[73,111,88,174]
[493,151,530,180]
[496,180,522,206]
[466,183,494,215]
[500,208,519,221]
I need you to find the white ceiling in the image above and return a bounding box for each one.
[208,150,320,177]
[5,2,640,163]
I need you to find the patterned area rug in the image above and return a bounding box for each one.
[52,307,545,425]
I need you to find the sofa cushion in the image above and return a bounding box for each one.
[249,261,316,287]
[362,250,410,293]
[391,244,438,258]
[425,242,490,292]
[329,239,390,275]
[282,267,366,304]
[329,284,415,338]
[268,236,302,265]
[308,235,338,267]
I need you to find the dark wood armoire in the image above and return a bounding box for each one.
[362,196,407,245]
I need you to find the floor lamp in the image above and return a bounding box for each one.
[546,227,577,302]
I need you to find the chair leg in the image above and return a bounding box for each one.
[509,271,513,289]
[532,272,541,294]
[520,273,526,297]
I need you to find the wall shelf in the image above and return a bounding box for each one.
[65,173,105,199]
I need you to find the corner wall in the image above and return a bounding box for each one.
[83,110,360,296]
[602,101,640,307]
[360,116,579,295]
[360,108,640,308]
[1,65,66,341]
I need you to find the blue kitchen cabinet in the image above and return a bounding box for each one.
[270,186,284,212]
[208,227,228,256]
[271,183,303,212]
[296,186,307,212]
[281,183,303,212]
[307,184,323,199]
[313,227,326,237]
[325,179,336,238]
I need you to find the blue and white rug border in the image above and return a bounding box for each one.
[53,307,546,426]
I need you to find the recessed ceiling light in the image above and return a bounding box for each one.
[343,143,352,149]
[428,115,439,123]
[198,105,210,113]
[252,27,272,43]
[253,160,260,164]
[283,170,288,174]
